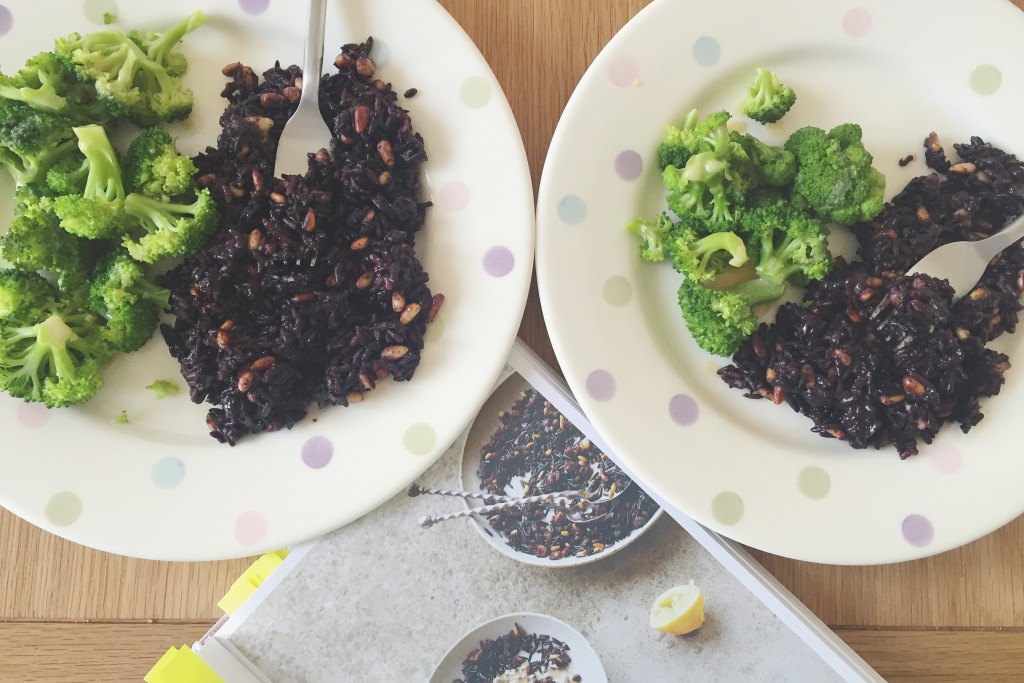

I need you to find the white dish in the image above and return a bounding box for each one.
[429,612,607,683]
[458,373,661,568]
[536,0,1024,563]
[0,0,534,560]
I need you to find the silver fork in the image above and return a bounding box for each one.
[273,0,333,176]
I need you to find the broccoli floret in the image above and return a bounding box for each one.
[0,269,54,320]
[45,154,90,195]
[123,127,197,199]
[0,196,101,291]
[0,296,112,407]
[121,189,218,263]
[658,109,732,170]
[88,250,168,352]
[662,121,751,225]
[128,10,205,78]
[146,379,180,399]
[55,11,205,126]
[52,124,126,239]
[784,124,886,225]
[736,133,797,188]
[666,217,748,282]
[114,409,129,423]
[624,213,673,262]
[0,52,123,123]
[738,201,832,291]
[676,278,759,357]
[742,68,797,124]
[103,12,116,25]
[0,100,78,185]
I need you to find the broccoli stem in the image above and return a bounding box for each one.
[144,11,206,64]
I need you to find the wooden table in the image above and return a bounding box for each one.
[3,2,1024,681]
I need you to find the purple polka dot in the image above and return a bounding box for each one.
[614,150,643,181]
[301,436,334,469]
[842,7,872,38]
[608,56,638,87]
[238,0,270,15]
[929,443,962,475]
[234,510,269,546]
[0,6,11,35]
[902,514,934,547]
[483,246,514,277]
[586,370,616,402]
[669,394,699,426]
[17,402,50,428]
[439,180,470,212]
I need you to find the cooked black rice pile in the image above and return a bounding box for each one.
[477,388,658,560]
[452,623,580,683]
[161,39,440,444]
[718,134,1024,458]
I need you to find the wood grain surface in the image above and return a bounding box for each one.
[2,1,1024,681]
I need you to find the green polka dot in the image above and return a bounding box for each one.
[404,422,436,456]
[460,76,491,108]
[424,316,445,344]
[970,65,1001,96]
[45,491,82,527]
[711,491,743,525]
[797,466,831,500]
[603,276,632,307]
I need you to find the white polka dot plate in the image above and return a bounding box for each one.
[0,0,534,560]
[536,0,1024,563]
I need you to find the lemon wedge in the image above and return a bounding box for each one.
[650,580,705,635]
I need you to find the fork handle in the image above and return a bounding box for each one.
[302,0,328,95]
[977,214,1024,261]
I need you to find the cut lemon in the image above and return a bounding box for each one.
[650,580,705,635]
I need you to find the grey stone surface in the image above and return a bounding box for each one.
[227,433,842,682]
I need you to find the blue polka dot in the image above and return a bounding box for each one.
[557,195,586,225]
[152,457,185,489]
[692,36,721,67]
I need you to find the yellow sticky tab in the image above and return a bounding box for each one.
[145,645,224,683]
[217,548,290,615]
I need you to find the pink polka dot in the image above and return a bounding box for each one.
[842,7,872,38]
[234,510,268,546]
[608,57,639,87]
[301,436,333,469]
[17,402,50,428]
[483,246,515,277]
[586,370,616,402]
[929,443,962,475]
[439,180,470,212]
[0,6,12,36]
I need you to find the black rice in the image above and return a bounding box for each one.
[452,624,580,683]
[718,134,1024,458]
[161,39,438,444]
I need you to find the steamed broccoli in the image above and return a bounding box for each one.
[123,127,197,199]
[736,200,832,297]
[657,109,732,171]
[0,100,78,185]
[88,250,168,352]
[0,273,112,407]
[146,379,180,399]
[784,123,885,225]
[55,11,206,126]
[121,188,218,263]
[52,124,126,239]
[676,279,760,357]
[736,133,797,188]
[666,217,748,282]
[0,269,54,320]
[742,68,796,124]
[624,213,673,262]
[44,154,90,196]
[0,52,123,123]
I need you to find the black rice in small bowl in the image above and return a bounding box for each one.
[452,623,580,683]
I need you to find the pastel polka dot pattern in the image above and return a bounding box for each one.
[370,38,390,68]
[668,394,699,426]
[45,492,82,527]
[842,7,872,38]
[602,276,632,307]
[301,436,334,469]
[483,246,515,277]
[460,76,491,109]
[152,457,186,489]
[929,443,963,475]
[439,180,471,212]
[970,65,1001,96]
[557,195,586,225]
[83,0,117,24]
[711,491,743,525]
[692,36,721,67]
[586,370,615,402]
[608,56,639,87]
[404,422,436,456]
[902,514,934,547]
[17,402,50,428]
[234,510,269,546]
[797,466,830,500]
[238,0,270,15]
[0,6,12,37]
[614,150,643,181]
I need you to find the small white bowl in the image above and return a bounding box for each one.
[459,373,662,568]
[428,612,607,683]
